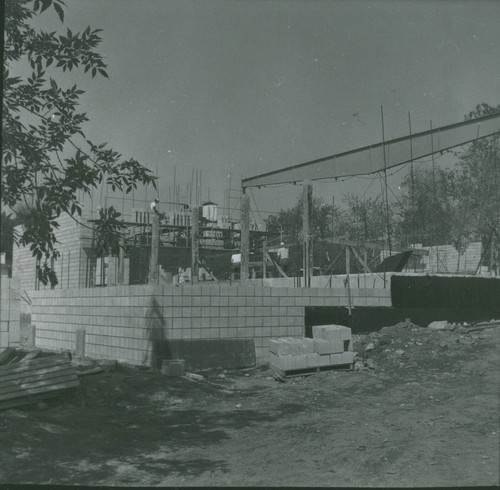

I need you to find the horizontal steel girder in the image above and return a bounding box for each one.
[242,112,500,188]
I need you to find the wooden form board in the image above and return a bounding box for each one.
[0,353,79,411]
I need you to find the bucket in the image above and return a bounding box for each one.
[161,359,186,376]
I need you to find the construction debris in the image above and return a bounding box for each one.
[0,350,80,411]
[427,320,451,330]
[184,372,204,381]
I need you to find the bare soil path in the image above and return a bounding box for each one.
[1,321,499,487]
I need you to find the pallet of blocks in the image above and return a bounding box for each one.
[269,325,354,378]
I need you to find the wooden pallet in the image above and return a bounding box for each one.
[0,348,44,366]
[271,362,353,379]
[0,353,80,411]
[0,347,28,366]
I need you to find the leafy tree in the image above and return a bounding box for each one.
[93,206,124,285]
[396,103,499,253]
[342,193,388,242]
[395,167,455,247]
[2,0,157,285]
[452,104,500,250]
[93,206,124,258]
[0,212,15,272]
[265,196,335,244]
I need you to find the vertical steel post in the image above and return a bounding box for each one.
[346,246,352,318]
[118,234,125,284]
[262,237,267,284]
[148,212,160,284]
[191,205,200,283]
[381,106,392,256]
[302,180,312,287]
[240,191,250,280]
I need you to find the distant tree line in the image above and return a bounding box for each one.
[265,103,499,270]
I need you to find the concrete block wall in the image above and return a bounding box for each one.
[0,277,21,349]
[421,242,482,274]
[13,212,92,293]
[12,242,38,293]
[31,284,392,366]
[245,273,393,290]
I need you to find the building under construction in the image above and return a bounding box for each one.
[6,111,500,367]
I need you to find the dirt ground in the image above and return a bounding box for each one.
[1,320,499,487]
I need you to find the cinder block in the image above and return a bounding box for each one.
[278,337,315,355]
[282,339,299,355]
[341,351,355,364]
[329,353,344,365]
[330,340,345,353]
[306,353,324,368]
[312,324,351,341]
[318,354,331,366]
[313,338,331,355]
[269,353,308,371]
[288,354,309,370]
[269,351,286,367]
[269,338,294,355]
[335,325,352,341]
[298,338,315,354]
[312,325,327,339]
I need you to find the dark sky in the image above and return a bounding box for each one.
[21,0,500,220]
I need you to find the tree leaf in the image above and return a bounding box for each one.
[40,0,52,13]
[54,2,64,22]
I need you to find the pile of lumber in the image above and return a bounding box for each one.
[0,348,80,411]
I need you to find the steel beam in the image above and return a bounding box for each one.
[242,112,500,188]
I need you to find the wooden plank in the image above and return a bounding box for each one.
[0,348,29,366]
[265,252,288,278]
[0,348,16,365]
[0,365,73,388]
[0,359,71,378]
[0,366,76,393]
[0,367,76,393]
[0,353,69,372]
[0,377,80,402]
[0,354,70,373]
[350,246,372,273]
[0,382,80,411]
[0,376,79,401]
[271,363,352,379]
[19,349,43,363]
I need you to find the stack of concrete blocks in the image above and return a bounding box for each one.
[269,324,354,373]
[312,324,354,367]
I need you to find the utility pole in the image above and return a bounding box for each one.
[240,190,250,280]
[302,180,313,287]
[191,206,200,283]
[148,212,160,284]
